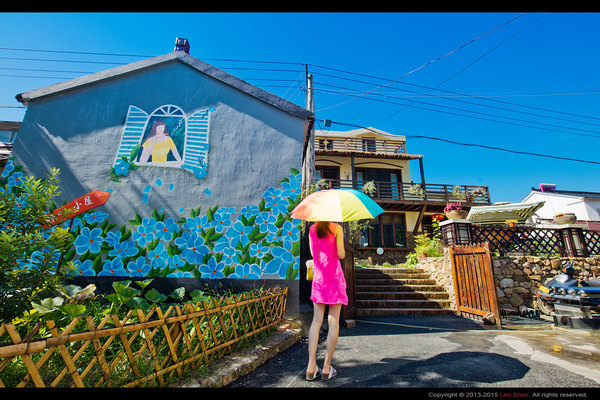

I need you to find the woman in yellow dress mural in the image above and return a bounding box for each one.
[139,120,183,165]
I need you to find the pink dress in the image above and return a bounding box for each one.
[309,223,348,305]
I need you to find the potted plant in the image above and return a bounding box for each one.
[554,213,576,225]
[444,202,467,219]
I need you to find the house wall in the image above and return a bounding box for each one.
[9,60,306,315]
[524,192,600,221]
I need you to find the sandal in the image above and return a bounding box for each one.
[321,367,337,380]
[305,367,321,381]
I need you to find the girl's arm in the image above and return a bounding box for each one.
[335,224,345,259]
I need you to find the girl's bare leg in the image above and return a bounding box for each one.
[307,302,326,373]
[322,304,341,375]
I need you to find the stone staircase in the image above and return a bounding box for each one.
[354,267,455,316]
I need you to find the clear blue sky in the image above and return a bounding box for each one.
[1,12,599,203]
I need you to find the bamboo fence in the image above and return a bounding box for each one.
[0,287,287,388]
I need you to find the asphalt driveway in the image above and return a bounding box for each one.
[227,313,600,392]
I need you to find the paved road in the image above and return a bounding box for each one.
[227,313,600,393]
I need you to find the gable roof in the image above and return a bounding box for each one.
[526,188,600,200]
[15,51,313,120]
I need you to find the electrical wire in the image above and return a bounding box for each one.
[319,118,600,166]
[313,85,600,139]
[316,12,526,112]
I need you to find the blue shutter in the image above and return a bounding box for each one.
[114,105,148,166]
[181,109,211,179]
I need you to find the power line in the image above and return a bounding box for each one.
[320,118,600,166]
[313,85,600,139]
[316,12,526,112]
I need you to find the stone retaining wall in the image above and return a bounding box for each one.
[419,249,600,314]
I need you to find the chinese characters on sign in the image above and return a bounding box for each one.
[47,190,111,227]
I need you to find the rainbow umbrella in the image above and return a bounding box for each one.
[291,188,385,222]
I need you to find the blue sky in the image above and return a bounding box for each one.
[1,12,599,203]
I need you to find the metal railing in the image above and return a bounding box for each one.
[315,178,491,204]
[315,137,407,155]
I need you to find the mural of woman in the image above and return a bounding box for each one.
[139,120,183,165]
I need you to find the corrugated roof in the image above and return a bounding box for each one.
[15,51,313,121]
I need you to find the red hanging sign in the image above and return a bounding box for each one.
[46,190,111,227]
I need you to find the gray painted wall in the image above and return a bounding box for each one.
[14,60,304,223]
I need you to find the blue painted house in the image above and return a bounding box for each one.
[10,40,314,315]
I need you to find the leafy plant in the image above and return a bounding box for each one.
[0,168,75,324]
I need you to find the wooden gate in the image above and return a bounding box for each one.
[449,243,501,328]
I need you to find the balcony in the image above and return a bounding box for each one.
[315,178,491,211]
[315,136,413,158]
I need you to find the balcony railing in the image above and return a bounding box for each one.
[315,178,491,204]
[315,136,407,155]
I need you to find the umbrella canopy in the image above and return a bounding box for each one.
[291,188,385,222]
[466,201,545,225]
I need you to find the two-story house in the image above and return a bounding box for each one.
[314,126,492,263]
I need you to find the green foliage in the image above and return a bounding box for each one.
[0,168,75,324]
[406,233,443,266]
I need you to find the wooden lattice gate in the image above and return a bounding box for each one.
[449,243,502,328]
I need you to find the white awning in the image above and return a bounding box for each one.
[466,201,545,225]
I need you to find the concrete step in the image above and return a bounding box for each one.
[356,291,450,300]
[353,266,454,317]
[356,308,455,317]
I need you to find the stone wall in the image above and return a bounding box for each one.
[492,255,600,313]
[419,249,600,314]
[418,249,456,310]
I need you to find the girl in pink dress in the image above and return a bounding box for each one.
[305,221,347,381]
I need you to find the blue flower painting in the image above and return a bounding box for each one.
[5,162,302,280]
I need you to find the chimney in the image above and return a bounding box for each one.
[174,38,190,54]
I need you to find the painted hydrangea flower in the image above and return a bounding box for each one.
[72,259,95,276]
[240,205,259,219]
[133,219,156,247]
[1,159,14,177]
[210,211,232,233]
[182,215,210,233]
[175,231,209,264]
[264,240,296,278]
[114,158,130,176]
[98,257,128,276]
[7,171,24,187]
[249,243,269,258]
[74,227,104,255]
[281,173,301,200]
[256,211,278,234]
[155,217,180,241]
[222,247,242,266]
[263,187,282,206]
[127,256,151,277]
[229,263,261,279]
[147,242,168,269]
[167,254,185,270]
[199,256,226,279]
[109,240,139,258]
[280,221,300,243]
[104,230,122,247]
[82,211,109,224]
[167,270,193,278]
[225,221,253,248]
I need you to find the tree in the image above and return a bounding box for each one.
[0,168,73,324]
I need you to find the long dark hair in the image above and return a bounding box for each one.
[315,221,333,239]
